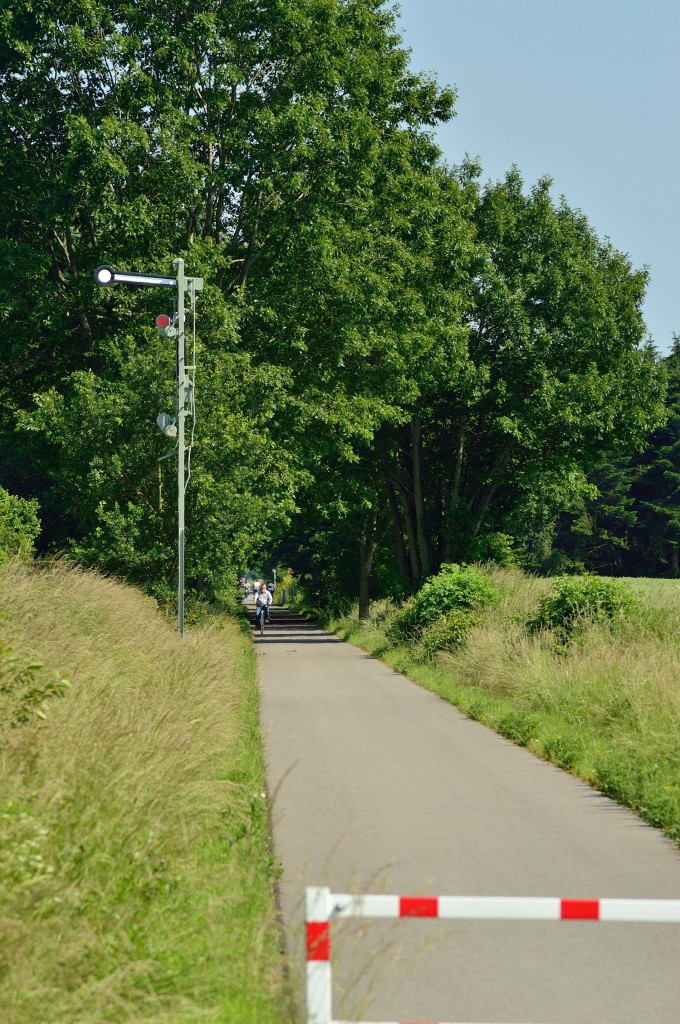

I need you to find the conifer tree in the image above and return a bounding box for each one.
[630,339,680,574]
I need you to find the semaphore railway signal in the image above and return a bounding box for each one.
[94,265,178,288]
[94,259,203,637]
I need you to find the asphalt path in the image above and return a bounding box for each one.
[256,605,680,1024]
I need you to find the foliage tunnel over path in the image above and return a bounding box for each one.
[0,1,668,605]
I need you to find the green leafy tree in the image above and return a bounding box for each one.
[0,0,455,595]
[381,170,666,580]
[279,448,392,618]
[3,2,663,608]
[265,151,477,612]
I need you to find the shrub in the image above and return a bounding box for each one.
[413,565,493,618]
[470,531,516,568]
[417,612,472,660]
[388,563,496,644]
[386,602,423,644]
[410,563,496,625]
[528,574,637,639]
[0,487,40,562]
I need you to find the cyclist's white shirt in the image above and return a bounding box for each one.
[255,591,273,607]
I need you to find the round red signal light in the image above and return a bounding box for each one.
[156,314,171,328]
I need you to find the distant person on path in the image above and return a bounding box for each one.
[254,582,273,630]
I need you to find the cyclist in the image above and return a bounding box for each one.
[254,582,273,631]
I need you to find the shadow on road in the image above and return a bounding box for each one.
[254,635,344,644]
[249,606,344,644]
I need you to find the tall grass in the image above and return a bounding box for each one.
[0,559,291,1024]
[333,569,680,843]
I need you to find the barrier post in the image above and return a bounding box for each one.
[306,886,333,1024]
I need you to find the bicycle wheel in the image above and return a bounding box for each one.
[260,612,265,636]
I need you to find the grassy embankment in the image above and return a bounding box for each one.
[0,560,292,1024]
[330,569,680,844]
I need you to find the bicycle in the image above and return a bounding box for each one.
[255,599,270,635]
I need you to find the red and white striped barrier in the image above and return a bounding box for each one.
[305,886,680,1024]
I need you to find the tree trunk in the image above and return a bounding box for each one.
[467,440,515,538]
[450,415,466,511]
[386,478,411,579]
[442,415,466,562]
[470,480,503,538]
[391,453,421,579]
[671,542,679,574]
[402,490,421,579]
[395,477,421,579]
[358,537,378,620]
[411,416,433,576]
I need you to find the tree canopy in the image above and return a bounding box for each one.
[0,0,671,608]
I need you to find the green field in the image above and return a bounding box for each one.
[0,560,292,1024]
[332,569,680,844]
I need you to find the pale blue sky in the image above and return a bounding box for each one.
[392,0,679,355]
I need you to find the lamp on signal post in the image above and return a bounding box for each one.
[94,260,203,637]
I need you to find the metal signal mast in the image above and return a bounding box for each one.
[94,259,203,636]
